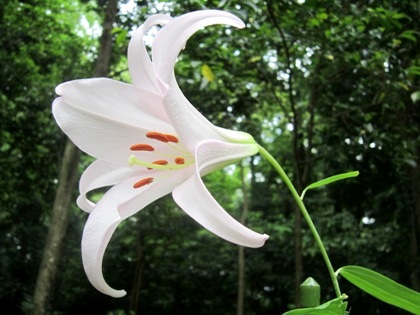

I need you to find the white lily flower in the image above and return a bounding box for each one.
[52,10,268,298]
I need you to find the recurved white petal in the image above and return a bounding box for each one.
[152,10,251,150]
[128,14,172,93]
[77,160,136,213]
[172,139,268,247]
[82,170,189,297]
[152,10,245,84]
[82,203,125,297]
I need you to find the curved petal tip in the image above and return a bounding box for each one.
[106,289,127,298]
[255,234,270,248]
[152,10,246,84]
[171,140,268,248]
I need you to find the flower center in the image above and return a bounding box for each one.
[128,131,194,189]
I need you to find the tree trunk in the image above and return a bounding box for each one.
[409,149,420,291]
[265,2,306,304]
[32,141,80,315]
[237,162,251,315]
[94,0,119,79]
[32,1,118,314]
[129,219,145,314]
[237,246,245,315]
[265,0,334,307]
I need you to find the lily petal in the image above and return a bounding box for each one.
[82,192,126,298]
[163,79,225,150]
[55,78,171,124]
[53,95,175,165]
[172,139,268,247]
[128,14,172,93]
[152,10,245,84]
[164,79,257,152]
[153,10,251,150]
[77,160,136,213]
[82,170,190,297]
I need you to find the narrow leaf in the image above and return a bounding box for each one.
[282,295,348,315]
[400,30,417,42]
[337,265,420,314]
[407,66,420,76]
[301,171,359,199]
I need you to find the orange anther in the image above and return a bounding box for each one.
[133,177,154,189]
[175,157,185,165]
[147,160,168,170]
[130,144,155,151]
[152,160,168,165]
[146,131,168,143]
[165,134,179,143]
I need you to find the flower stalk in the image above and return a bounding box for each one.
[258,144,341,298]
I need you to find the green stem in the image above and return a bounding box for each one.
[258,144,341,298]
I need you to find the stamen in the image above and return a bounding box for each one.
[153,159,169,165]
[165,134,179,143]
[146,131,168,143]
[175,157,185,165]
[147,160,168,170]
[128,155,192,170]
[130,144,155,151]
[133,177,154,189]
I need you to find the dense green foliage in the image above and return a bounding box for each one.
[0,0,419,314]
[0,0,95,311]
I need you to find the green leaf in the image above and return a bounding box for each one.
[407,66,420,76]
[337,266,420,314]
[392,12,409,20]
[300,171,359,199]
[201,64,215,82]
[399,30,417,42]
[283,295,348,315]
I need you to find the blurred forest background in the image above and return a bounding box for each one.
[1,0,419,314]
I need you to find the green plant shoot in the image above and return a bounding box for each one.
[300,171,359,200]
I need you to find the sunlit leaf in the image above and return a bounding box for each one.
[300,171,359,199]
[337,266,420,314]
[201,64,215,82]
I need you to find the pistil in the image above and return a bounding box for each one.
[128,155,192,170]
